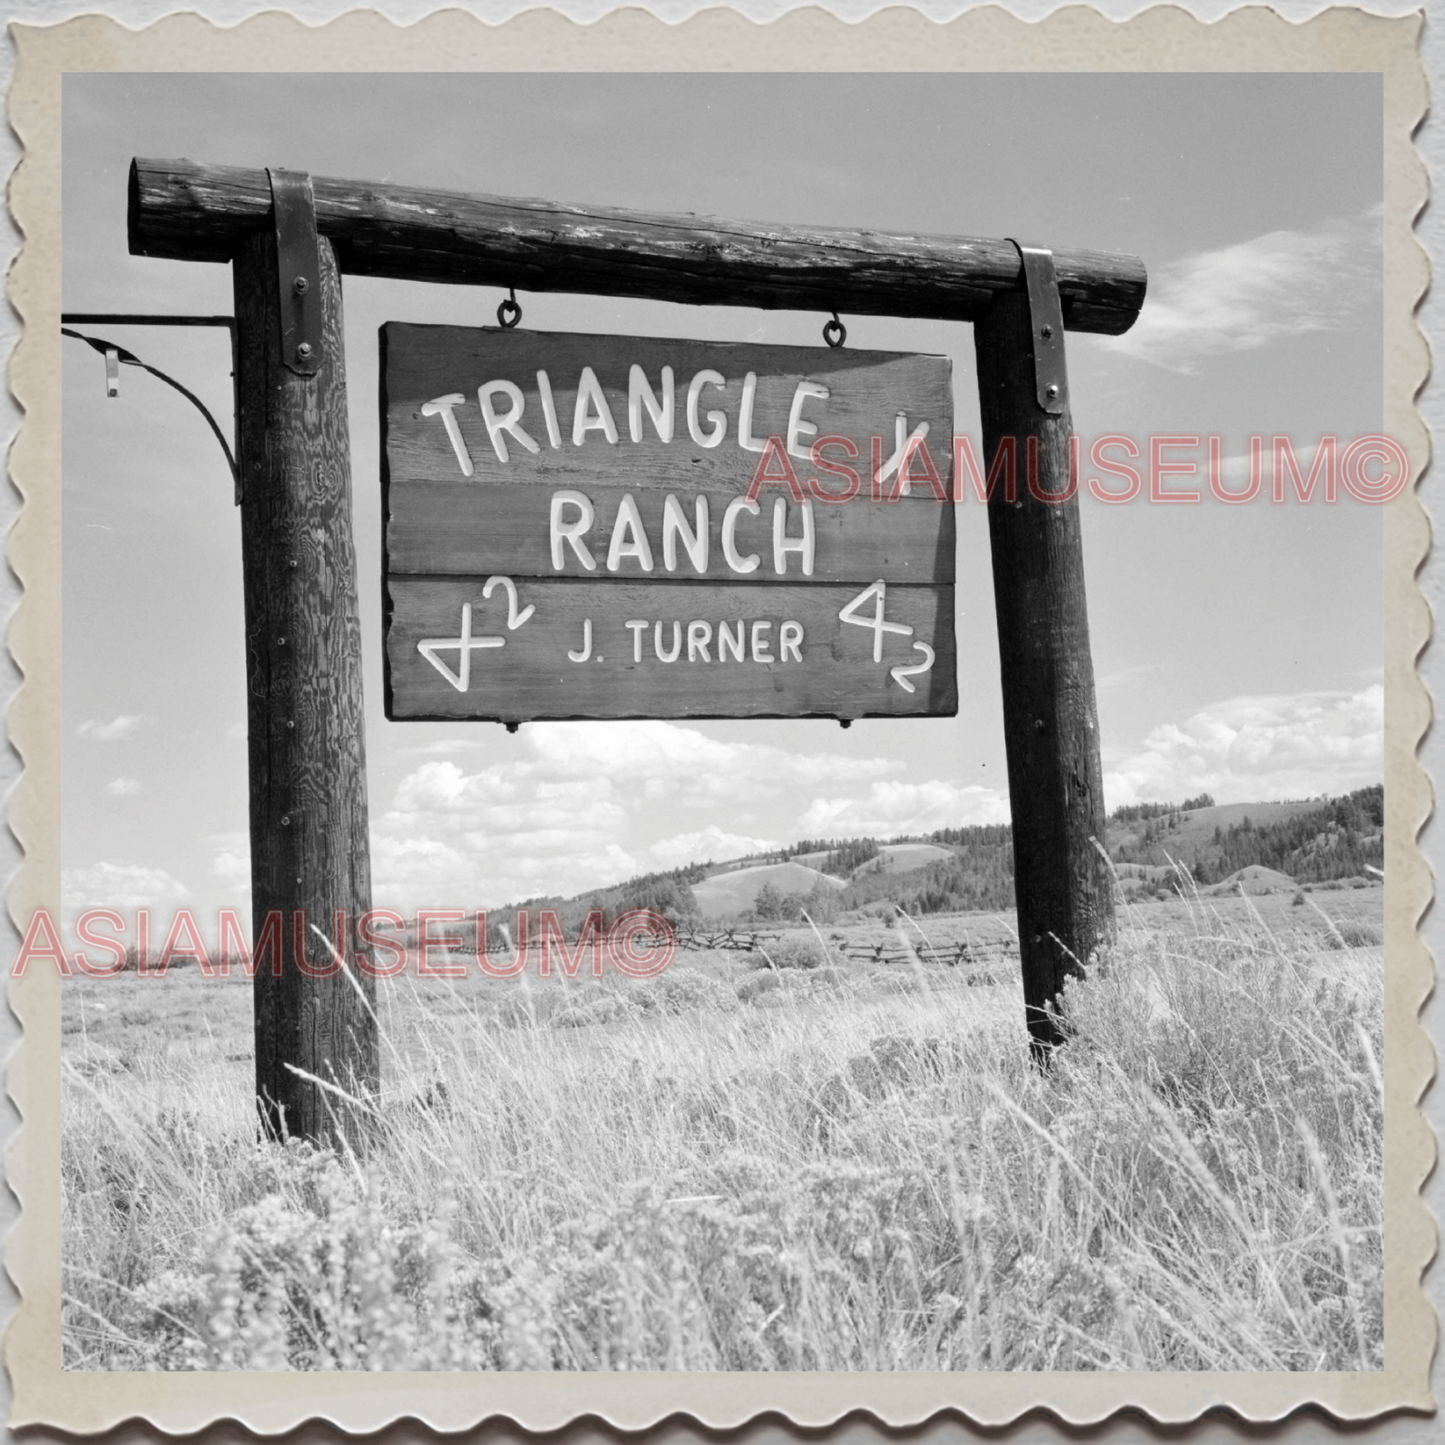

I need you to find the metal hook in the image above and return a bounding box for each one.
[823,312,846,349]
[498,288,522,329]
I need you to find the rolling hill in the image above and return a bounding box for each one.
[488,786,1383,929]
[691,861,846,918]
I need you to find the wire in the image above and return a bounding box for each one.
[61,328,239,488]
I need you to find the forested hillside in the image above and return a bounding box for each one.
[1110,785,1384,885]
[481,786,1383,930]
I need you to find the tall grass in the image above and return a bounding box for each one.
[61,902,1383,1371]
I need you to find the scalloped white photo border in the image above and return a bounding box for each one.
[3,5,1432,1432]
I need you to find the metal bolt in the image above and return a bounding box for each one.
[277,636,286,647]
[1040,325,1053,339]
[286,719,295,729]
[281,815,291,826]
[1045,383,1060,399]
[296,342,314,361]
[293,276,309,295]
[289,558,299,569]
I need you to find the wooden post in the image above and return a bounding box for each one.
[975,284,1115,1060]
[232,227,378,1145]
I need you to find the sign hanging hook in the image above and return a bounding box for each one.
[823,312,846,348]
[498,288,522,329]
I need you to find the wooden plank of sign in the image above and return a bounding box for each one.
[385,579,957,720]
[131,158,1148,335]
[386,482,956,586]
[381,326,954,495]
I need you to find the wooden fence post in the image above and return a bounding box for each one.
[232,218,378,1146]
[974,272,1115,1060]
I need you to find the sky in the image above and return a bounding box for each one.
[59,72,1386,928]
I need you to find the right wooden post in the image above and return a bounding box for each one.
[974,272,1115,1061]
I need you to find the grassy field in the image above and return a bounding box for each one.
[61,886,1385,1371]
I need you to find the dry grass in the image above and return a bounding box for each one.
[61,892,1384,1371]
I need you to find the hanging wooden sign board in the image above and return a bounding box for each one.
[382,326,957,722]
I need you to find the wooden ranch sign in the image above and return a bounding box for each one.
[128,155,1145,1138]
[382,327,957,722]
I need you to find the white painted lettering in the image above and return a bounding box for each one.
[568,618,593,663]
[550,491,597,572]
[751,620,774,663]
[573,366,619,446]
[629,364,675,444]
[772,497,815,576]
[536,370,563,449]
[718,621,745,663]
[875,411,932,492]
[421,393,474,477]
[780,620,803,662]
[654,620,681,663]
[839,579,914,663]
[786,381,830,460]
[687,370,727,448]
[738,371,766,453]
[625,619,648,663]
[687,620,712,662]
[721,497,761,574]
[481,574,535,630]
[478,380,540,464]
[662,494,709,573]
[607,493,655,573]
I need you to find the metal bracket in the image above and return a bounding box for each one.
[268,168,322,377]
[1008,241,1068,416]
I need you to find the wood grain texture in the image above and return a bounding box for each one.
[974,289,1115,1059]
[386,579,956,720]
[235,231,378,1148]
[381,326,953,494]
[131,157,1147,335]
[386,481,955,585]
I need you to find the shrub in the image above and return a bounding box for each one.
[752,934,828,971]
[1322,919,1383,949]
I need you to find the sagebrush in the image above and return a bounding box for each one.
[62,898,1383,1370]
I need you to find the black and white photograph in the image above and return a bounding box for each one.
[5,5,1433,1430]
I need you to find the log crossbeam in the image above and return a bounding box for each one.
[129,158,1146,335]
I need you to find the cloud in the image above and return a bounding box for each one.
[522,721,898,806]
[1109,206,1381,374]
[798,779,1011,838]
[648,825,780,869]
[105,777,141,796]
[62,861,188,913]
[211,832,251,895]
[1104,685,1383,808]
[76,713,149,742]
[371,721,898,911]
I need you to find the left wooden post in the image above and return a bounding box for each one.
[232,215,378,1148]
